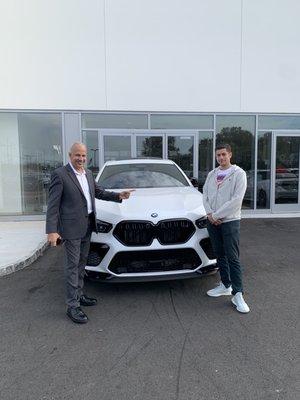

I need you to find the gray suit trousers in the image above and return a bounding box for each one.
[63,217,93,308]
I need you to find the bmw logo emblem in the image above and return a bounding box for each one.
[151,213,158,218]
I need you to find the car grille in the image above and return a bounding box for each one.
[113,219,196,246]
[200,238,216,259]
[108,248,201,274]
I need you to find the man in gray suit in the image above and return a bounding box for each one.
[46,142,133,324]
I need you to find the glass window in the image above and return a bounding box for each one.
[82,130,99,177]
[18,113,63,214]
[0,113,22,214]
[257,132,271,209]
[98,163,189,189]
[151,114,213,129]
[136,136,163,158]
[82,113,148,129]
[216,115,256,209]
[275,136,299,204]
[168,135,194,178]
[198,131,213,191]
[103,135,131,162]
[258,115,300,130]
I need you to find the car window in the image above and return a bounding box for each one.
[97,163,190,189]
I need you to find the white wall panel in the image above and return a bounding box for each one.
[242,0,300,112]
[105,0,242,112]
[0,0,106,110]
[2,1,299,113]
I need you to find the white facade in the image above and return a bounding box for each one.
[1,0,300,112]
[0,1,300,216]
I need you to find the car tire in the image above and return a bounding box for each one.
[258,189,267,207]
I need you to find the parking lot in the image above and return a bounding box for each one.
[0,218,299,400]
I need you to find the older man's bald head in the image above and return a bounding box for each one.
[69,142,87,172]
[69,142,87,155]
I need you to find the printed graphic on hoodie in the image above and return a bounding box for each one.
[216,166,234,186]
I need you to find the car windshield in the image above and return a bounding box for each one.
[97,163,190,189]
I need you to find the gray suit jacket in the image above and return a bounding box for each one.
[46,164,121,239]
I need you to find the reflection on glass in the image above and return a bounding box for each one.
[136,136,163,158]
[82,130,99,177]
[216,115,255,209]
[98,163,189,189]
[275,137,299,204]
[198,131,213,191]
[256,132,271,209]
[258,115,300,130]
[18,113,63,214]
[151,114,213,129]
[167,136,194,177]
[104,136,131,162]
[82,113,148,129]
[0,113,22,214]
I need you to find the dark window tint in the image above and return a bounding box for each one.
[257,132,271,209]
[216,115,255,209]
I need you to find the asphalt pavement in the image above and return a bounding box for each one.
[0,218,299,400]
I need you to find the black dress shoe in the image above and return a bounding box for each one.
[66,307,88,324]
[80,295,98,307]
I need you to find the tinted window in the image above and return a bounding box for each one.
[98,163,190,189]
[18,113,63,214]
[151,114,213,129]
[216,115,256,209]
[257,131,271,209]
[82,130,99,177]
[258,115,300,130]
[82,113,148,129]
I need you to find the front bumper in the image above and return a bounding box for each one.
[86,226,216,281]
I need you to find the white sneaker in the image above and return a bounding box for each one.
[207,282,232,297]
[231,292,250,313]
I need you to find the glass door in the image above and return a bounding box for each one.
[83,129,199,180]
[82,130,99,177]
[271,133,300,212]
[136,133,164,158]
[166,133,196,178]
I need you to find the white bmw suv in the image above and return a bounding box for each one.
[86,159,217,282]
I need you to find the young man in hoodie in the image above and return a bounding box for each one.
[203,144,250,313]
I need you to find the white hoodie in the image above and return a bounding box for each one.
[202,165,247,222]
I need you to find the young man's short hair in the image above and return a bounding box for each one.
[215,143,232,153]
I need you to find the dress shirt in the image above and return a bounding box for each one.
[69,162,93,214]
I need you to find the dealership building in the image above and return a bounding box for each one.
[1,0,300,216]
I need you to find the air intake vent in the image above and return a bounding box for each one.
[109,248,201,274]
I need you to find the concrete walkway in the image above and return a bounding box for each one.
[0,221,48,277]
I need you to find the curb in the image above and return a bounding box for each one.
[0,240,49,277]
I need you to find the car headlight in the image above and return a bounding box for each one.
[195,217,207,229]
[96,220,113,233]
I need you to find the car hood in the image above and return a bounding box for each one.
[96,187,206,222]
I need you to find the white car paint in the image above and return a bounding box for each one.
[86,159,216,281]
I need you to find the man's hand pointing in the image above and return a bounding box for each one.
[119,189,135,200]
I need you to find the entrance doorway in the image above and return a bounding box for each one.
[82,129,199,178]
[271,132,300,212]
